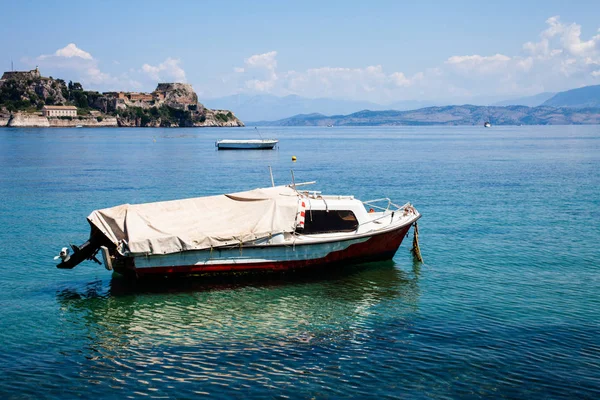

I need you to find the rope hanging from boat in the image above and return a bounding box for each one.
[411,222,423,262]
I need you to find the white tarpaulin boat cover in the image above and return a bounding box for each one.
[87,186,300,256]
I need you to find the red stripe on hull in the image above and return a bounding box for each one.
[122,225,412,277]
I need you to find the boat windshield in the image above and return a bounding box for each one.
[301,210,358,234]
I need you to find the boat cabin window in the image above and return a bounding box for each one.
[302,210,358,234]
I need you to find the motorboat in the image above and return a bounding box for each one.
[215,139,278,150]
[55,182,421,278]
[484,121,491,128]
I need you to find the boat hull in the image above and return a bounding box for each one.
[115,224,412,277]
[216,140,278,150]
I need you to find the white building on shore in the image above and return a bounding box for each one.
[42,105,78,117]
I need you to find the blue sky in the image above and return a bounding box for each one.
[2,0,600,103]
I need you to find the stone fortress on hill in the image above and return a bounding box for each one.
[1,67,43,81]
[0,68,244,128]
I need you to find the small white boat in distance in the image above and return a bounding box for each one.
[216,139,278,150]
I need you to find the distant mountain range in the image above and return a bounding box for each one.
[203,94,438,122]
[203,94,378,122]
[491,92,556,107]
[250,105,600,126]
[206,84,600,124]
[490,85,600,108]
[541,85,600,108]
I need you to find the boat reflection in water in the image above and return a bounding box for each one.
[58,261,421,339]
[55,261,421,394]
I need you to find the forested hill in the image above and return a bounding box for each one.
[0,69,243,127]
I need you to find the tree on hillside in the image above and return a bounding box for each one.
[72,91,88,108]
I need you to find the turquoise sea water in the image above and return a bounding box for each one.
[0,126,599,399]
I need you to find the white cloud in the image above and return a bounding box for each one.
[228,52,422,100]
[227,16,600,102]
[517,16,600,86]
[232,51,279,91]
[34,44,187,91]
[445,54,512,75]
[37,43,110,85]
[560,24,599,57]
[517,57,534,72]
[22,16,600,102]
[245,51,278,71]
[446,54,511,65]
[34,43,140,90]
[390,72,411,87]
[245,79,276,92]
[523,16,600,62]
[141,58,186,82]
[39,43,93,60]
[85,66,110,83]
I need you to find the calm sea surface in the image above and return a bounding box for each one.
[0,126,599,399]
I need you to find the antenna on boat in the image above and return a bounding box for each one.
[290,169,296,190]
[255,126,264,140]
[268,165,275,187]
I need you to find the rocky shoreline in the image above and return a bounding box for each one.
[1,114,117,127]
[0,112,245,128]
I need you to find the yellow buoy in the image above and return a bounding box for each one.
[292,156,297,161]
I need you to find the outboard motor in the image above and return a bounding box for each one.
[55,236,103,269]
[54,247,70,263]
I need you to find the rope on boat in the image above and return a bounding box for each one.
[411,222,423,262]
